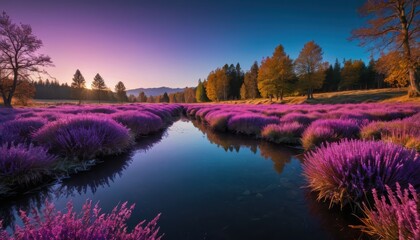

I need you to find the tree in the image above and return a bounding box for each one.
[206,68,228,101]
[352,0,420,97]
[115,81,127,102]
[243,61,260,99]
[138,91,147,102]
[183,87,196,103]
[91,73,107,103]
[196,79,208,102]
[0,12,52,107]
[240,83,247,100]
[339,59,366,90]
[294,41,327,99]
[0,77,35,106]
[376,51,411,87]
[71,69,86,105]
[258,45,295,101]
[160,92,169,103]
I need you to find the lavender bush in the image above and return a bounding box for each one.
[227,113,280,135]
[356,183,419,240]
[0,117,46,144]
[303,139,420,207]
[301,119,360,150]
[261,122,305,144]
[0,200,162,240]
[33,116,133,160]
[0,143,57,186]
[113,111,164,138]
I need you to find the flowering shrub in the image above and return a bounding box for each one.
[0,143,57,186]
[356,183,419,240]
[261,122,305,144]
[0,200,162,240]
[33,116,133,160]
[301,119,360,150]
[113,111,164,138]
[303,139,420,207]
[205,111,237,131]
[0,118,46,144]
[280,113,313,126]
[227,114,280,135]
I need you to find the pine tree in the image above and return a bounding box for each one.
[114,81,127,102]
[161,92,170,103]
[138,91,147,102]
[243,62,260,99]
[196,79,208,102]
[91,73,107,103]
[71,69,86,105]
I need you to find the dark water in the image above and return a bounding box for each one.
[0,119,365,239]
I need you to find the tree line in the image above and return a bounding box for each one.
[1,0,419,107]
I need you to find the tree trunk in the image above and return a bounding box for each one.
[280,89,284,101]
[307,89,310,100]
[399,4,420,97]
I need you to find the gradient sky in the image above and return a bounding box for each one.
[2,0,369,89]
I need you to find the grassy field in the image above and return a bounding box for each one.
[224,88,420,104]
[2,88,420,107]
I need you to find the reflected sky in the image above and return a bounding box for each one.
[0,119,365,239]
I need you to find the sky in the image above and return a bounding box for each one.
[2,0,369,90]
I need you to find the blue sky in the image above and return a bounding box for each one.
[2,0,369,89]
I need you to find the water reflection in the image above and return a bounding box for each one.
[59,131,166,195]
[191,120,298,174]
[0,119,365,239]
[0,130,166,229]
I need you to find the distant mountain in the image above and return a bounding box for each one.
[126,87,184,97]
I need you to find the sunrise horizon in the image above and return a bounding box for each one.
[2,0,370,90]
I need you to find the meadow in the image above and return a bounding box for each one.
[0,102,419,239]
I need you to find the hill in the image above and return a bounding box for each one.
[126,87,184,97]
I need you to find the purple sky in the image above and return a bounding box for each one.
[2,0,368,90]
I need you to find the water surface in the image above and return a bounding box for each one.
[1,119,364,239]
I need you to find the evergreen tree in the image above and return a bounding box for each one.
[243,61,260,99]
[115,81,127,102]
[161,92,170,103]
[138,91,147,102]
[91,73,107,103]
[71,69,86,105]
[196,79,208,102]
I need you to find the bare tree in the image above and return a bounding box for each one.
[352,0,420,97]
[0,12,52,107]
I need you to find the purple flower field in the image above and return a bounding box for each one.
[0,102,419,239]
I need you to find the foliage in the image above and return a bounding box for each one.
[0,200,162,240]
[339,59,366,90]
[0,143,57,186]
[301,119,360,150]
[261,122,304,144]
[71,69,86,104]
[112,111,164,138]
[33,116,133,160]
[242,62,260,99]
[258,45,295,100]
[91,73,107,103]
[227,113,280,135]
[206,68,228,101]
[303,139,420,207]
[294,41,327,99]
[356,183,419,240]
[115,81,128,102]
[0,12,52,107]
[352,0,420,96]
[196,79,208,102]
[0,117,45,144]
